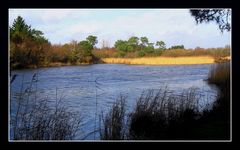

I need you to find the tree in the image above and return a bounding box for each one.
[143,43,154,54]
[127,36,140,52]
[170,45,185,49]
[86,35,98,47]
[140,37,149,46]
[30,29,49,44]
[10,16,31,44]
[78,40,93,56]
[156,41,166,50]
[139,37,149,51]
[190,9,231,32]
[10,16,50,68]
[114,40,128,52]
[128,36,139,46]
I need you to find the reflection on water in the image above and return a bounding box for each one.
[10,64,218,140]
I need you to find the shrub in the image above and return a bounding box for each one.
[117,51,127,57]
[138,50,145,57]
[169,45,185,49]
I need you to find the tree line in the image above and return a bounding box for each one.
[10,16,229,69]
[10,16,98,69]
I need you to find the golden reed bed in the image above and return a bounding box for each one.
[101,56,217,65]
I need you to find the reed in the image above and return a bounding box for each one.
[10,74,82,140]
[208,62,230,89]
[99,95,127,140]
[101,56,215,65]
[100,88,204,140]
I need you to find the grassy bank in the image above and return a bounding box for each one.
[101,56,217,65]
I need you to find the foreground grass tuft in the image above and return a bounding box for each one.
[10,74,82,140]
[99,96,127,140]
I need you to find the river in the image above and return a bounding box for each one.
[10,64,218,140]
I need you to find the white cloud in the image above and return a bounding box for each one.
[41,9,73,23]
[68,21,104,34]
[40,9,91,23]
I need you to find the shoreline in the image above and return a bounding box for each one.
[11,56,230,70]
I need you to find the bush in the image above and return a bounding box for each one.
[92,48,117,58]
[117,51,127,57]
[138,50,145,57]
[169,45,185,49]
[143,46,154,54]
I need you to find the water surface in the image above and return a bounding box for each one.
[10,64,218,140]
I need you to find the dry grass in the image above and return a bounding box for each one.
[208,62,230,89]
[214,56,231,63]
[101,56,215,65]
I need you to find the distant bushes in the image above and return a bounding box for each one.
[169,45,185,49]
[93,47,230,60]
[161,47,230,58]
[92,48,118,58]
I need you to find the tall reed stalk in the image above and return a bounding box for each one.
[10,73,82,140]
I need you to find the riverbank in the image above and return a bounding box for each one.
[101,56,217,65]
[11,56,231,70]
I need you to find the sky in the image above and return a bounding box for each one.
[9,9,231,49]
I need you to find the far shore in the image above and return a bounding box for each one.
[11,56,231,70]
